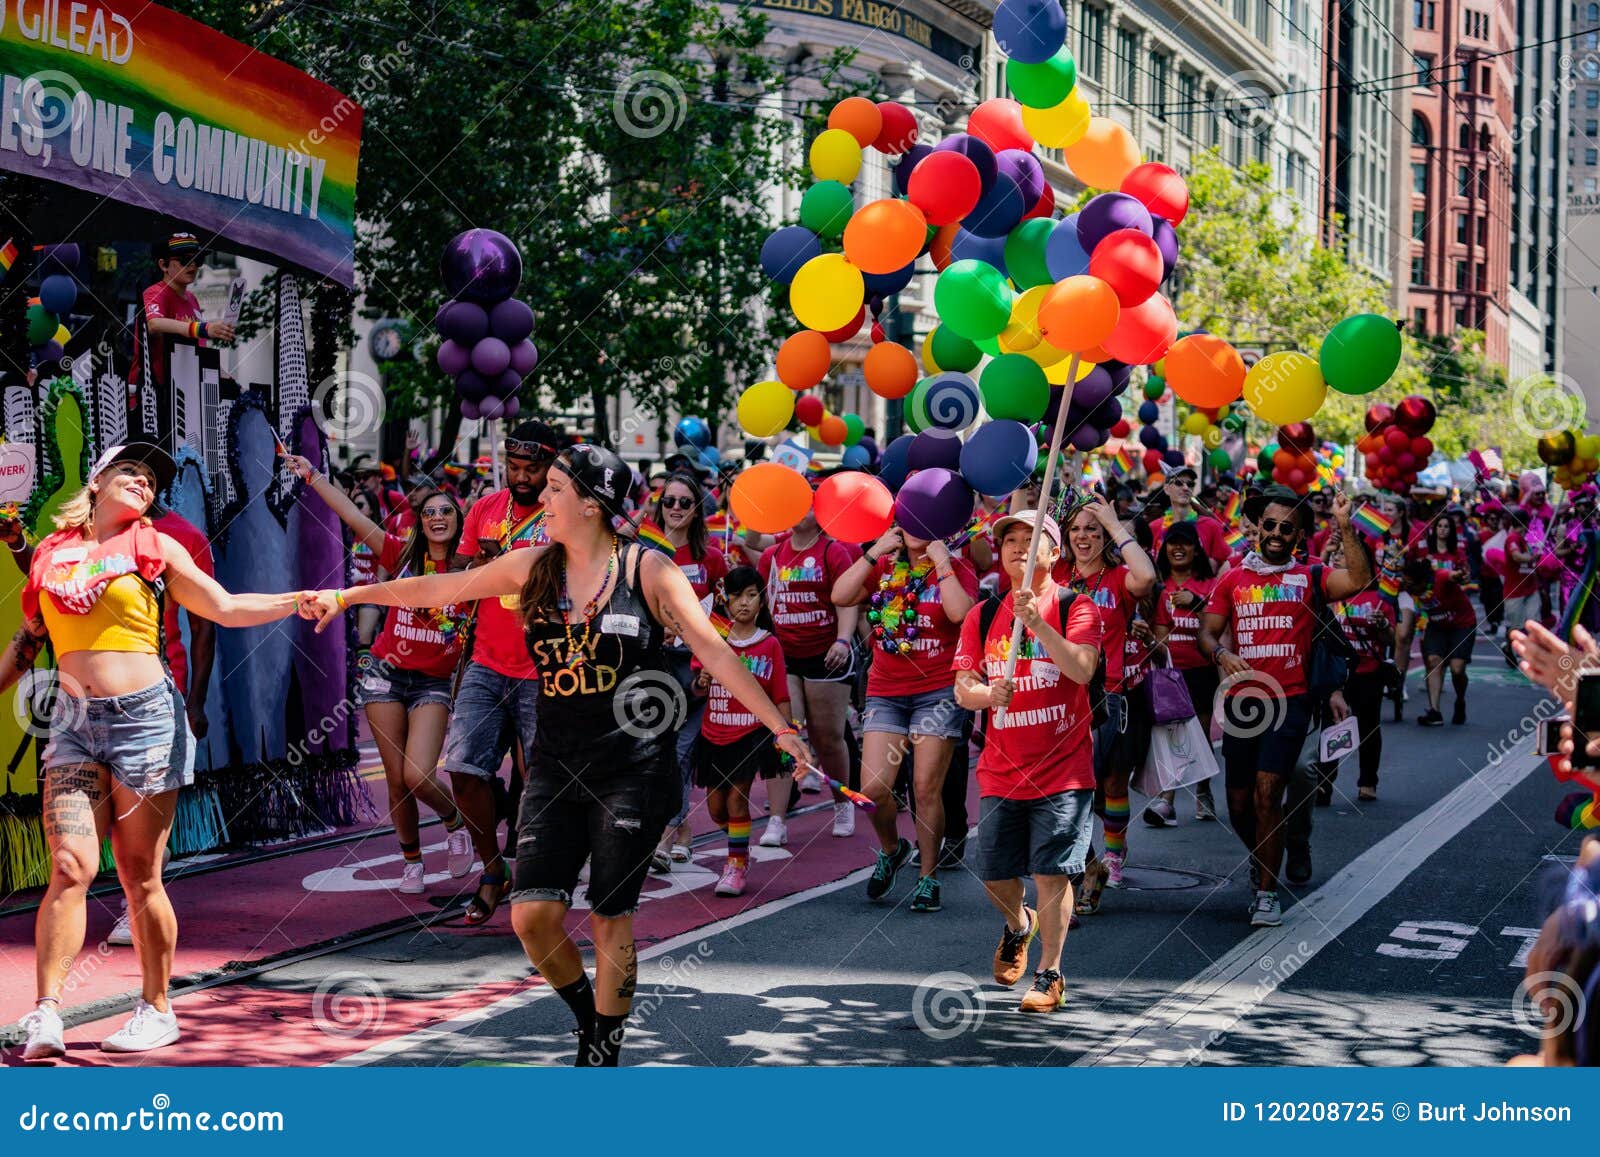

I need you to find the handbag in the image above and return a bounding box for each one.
[1143,651,1196,724]
[1132,712,1220,795]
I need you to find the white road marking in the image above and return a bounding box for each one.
[1075,745,1547,1066]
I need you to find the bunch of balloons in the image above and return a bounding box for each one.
[671,417,723,474]
[1537,430,1600,488]
[435,229,538,421]
[1259,421,1321,493]
[1356,396,1436,493]
[26,243,80,378]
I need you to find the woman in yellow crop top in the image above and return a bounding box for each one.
[4,442,301,1060]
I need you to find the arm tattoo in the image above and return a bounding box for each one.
[11,617,45,670]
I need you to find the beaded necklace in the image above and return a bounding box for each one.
[867,556,934,656]
[420,555,470,639]
[556,541,618,670]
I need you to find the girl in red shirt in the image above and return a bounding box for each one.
[692,567,790,898]
[1150,520,1221,823]
[1325,535,1391,801]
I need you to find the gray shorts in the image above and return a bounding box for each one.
[976,789,1095,881]
[440,660,538,780]
[863,685,964,739]
[43,677,195,797]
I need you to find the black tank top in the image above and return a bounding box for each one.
[523,543,679,780]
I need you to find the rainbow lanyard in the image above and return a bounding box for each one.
[500,494,544,548]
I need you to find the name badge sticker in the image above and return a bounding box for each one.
[53,547,88,564]
[601,613,641,637]
[1284,572,1308,587]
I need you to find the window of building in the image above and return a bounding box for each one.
[1477,214,1487,244]
[1457,165,1470,195]
[1114,28,1138,99]
[1149,52,1169,120]
[1460,61,1474,92]
[1455,307,1468,328]
[1590,3,1599,22]
[1412,307,1429,334]
[1413,208,1428,239]
[1254,131,1268,165]
[1412,161,1428,193]
[1079,5,1106,80]
[1207,89,1221,146]
[1589,148,1599,165]
[1589,90,1600,109]
[1479,124,1491,150]
[1414,53,1434,88]
[1476,263,1486,291]
[1412,0,1423,24]
[1412,111,1431,145]
[1459,122,1472,149]
[1482,65,1491,94]
[1455,260,1469,290]
[1456,212,1469,242]
[1411,254,1428,284]
[1589,120,1599,136]
[1178,71,1198,137]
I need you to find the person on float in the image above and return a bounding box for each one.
[13,443,301,1059]
[131,233,234,389]
[286,453,475,893]
[1148,520,1221,824]
[300,444,813,1066]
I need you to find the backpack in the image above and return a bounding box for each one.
[978,588,1108,727]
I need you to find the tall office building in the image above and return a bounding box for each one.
[1561,5,1600,413]
[1508,0,1569,375]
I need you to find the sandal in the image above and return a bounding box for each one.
[1075,857,1108,917]
[464,868,511,926]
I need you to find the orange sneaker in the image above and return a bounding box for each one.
[1019,968,1065,1013]
[992,906,1038,986]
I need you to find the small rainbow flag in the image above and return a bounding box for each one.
[705,512,731,535]
[1351,505,1394,539]
[707,611,731,639]
[635,518,675,556]
[0,239,16,275]
[827,776,877,812]
[1225,526,1248,552]
[1378,572,1401,601]
[1222,492,1243,526]
[1110,445,1136,475]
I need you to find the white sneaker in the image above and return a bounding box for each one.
[1250,891,1283,928]
[800,769,825,794]
[100,999,179,1053]
[398,861,426,894]
[445,826,474,878]
[20,1004,64,1060]
[107,910,134,946]
[831,800,855,837]
[759,815,788,847]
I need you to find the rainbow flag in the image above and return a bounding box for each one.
[1221,492,1243,526]
[707,611,731,639]
[1224,526,1248,552]
[0,239,16,275]
[1351,505,1394,539]
[705,512,731,535]
[1378,572,1400,601]
[634,518,675,556]
[1110,445,1136,475]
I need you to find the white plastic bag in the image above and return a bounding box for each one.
[1133,713,1220,795]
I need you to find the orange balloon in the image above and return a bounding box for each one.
[1079,344,1114,364]
[864,341,919,400]
[828,96,884,148]
[730,463,814,535]
[1037,275,1121,353]
[818,414,849,444]
[929,222,960,271]
[1164,334,1246,408]
[842,199,928,275]
[1064,117,1142,191]
[776,330,832,391]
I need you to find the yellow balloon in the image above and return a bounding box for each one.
[1579,434,1600,458]
[921,330,941,375]
[1181,411,1210,436]
[737,379,795,438]
[809,128,862,183]
[998,285,1050,353]
[1043,353,1097,385]
[1242,351,1326,425]
[52,324,70,345]
[790,254,865,332]
[1021,91,1091,149]
[1203,426,1223,449]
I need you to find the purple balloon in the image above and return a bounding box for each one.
[931,134,997,193]
[950,228,1009,276]
[1152,216,1179,280]
[488,367,516,392]
[892,143,935,196]
[509,339,540,375]
[995,149,1044,210]
[1103,359,1133,390]
[437,339,472,376]
[894,467,976,540]
[1044,211,1090,280]
[436,300,489,344]
[441,228,523,304]
[503,396,521,418]
[460,398,481,420]
[1069,423,1104,452]
[1072,366,1117,410]
[36,339,63,364]
[470,336,511,377]
[856,435,880,464]
[1163,448,1187,467]
[1138,425,1163,448]
[760,225,822,284]
[964,173,1027,239]
[1076,192,1154,251]
[489,298,535,343]
[457,369,490,402]
[907,428,964,472]
[1091,397,1123,427]
[479,396,506,421]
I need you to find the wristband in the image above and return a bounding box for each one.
[335,589,349,610]
[187,320,201,340]
[772,725,798,740]
[199,320,210,340]
[1113,536,1134,550]
[835,636,852,645]
[864,549,879,565]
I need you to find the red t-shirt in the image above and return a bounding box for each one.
[1336,591,1393,675]
[674,542,728,603]
[459,488,547,678]
[1151,513,1231,565]
[1062,565,1136,692]
[1418,570,1477,630]
[759,533,859,659]
[1153,575,1218,670]
[954,589,1102,798]
[352,540,378,586]
[154,511,213,695]
[1203,563,1330,699]
[865,555,980,697]
[1503,532,1538,598]
[132,282,202,384]
[694,629,787,744]
[370,535,468,678]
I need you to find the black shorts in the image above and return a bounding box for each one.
[694,729,782,789]
[1422,622,1475,663]
[784,648,857,683]
[1220,692,1312,789]
[510,766,677,917]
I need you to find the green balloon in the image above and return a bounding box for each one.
[26,304,57,346]
[800,180,855,240]
[842,413,866,446]
[975,334,1004,357]
[1221,412,1245,433]
[933,259,1015,341]
[1003,218,1056,290]
[905,379,932,433]
[1257,442,1279,475]
[980,354,1050,423]
[1208,447,1232,470]
[930,325,982,373]
[1143,376,1166,401]
[1005,47,1078,109]
[1320,313,1402,395]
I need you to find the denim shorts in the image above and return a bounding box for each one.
[43,677,195,797]
[863,685,964,739]
[440,660,539,780]
[976,789,1095,881]
[356,662,454,710]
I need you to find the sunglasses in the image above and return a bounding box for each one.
[1258,517,1299,535]
[1167,477,1194,487]
[506,439,557,462]
[420,503,456,519]
[660,496,697,511]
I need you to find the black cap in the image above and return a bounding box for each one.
[1166,464,1198,482]
[555,444,630,518]
[89,441,177,494]
[153,231,204,262]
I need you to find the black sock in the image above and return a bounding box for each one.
[590,1012,628,1067]
[555,975,596,1065]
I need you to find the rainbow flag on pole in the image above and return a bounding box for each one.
[1224,526,1248,553]
[0,239,16,275]
[634,518,675,556]
[1221,492,1243,526]
[1351,504,1394,540]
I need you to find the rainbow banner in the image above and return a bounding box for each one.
[0,0,362,286]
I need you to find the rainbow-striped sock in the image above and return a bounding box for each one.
[727,817,751,867]
[399,840,422,864]
[1104,796,1130,856]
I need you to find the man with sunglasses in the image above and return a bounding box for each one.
[131,232,235,388]
[1150,465,1231,567]
[436,421,559,924]
[1197,484,1369,928]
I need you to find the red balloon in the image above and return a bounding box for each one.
[1088,229,1163,306]
[815,472,895,541]
[1364,451,1381,470]
[1277,422,1315,453]
[794,394,825,426]
[906,151,983,226]
[1412,436,1434,459]
[1023,182,1056,221]
[1383,426,1411,451]
[967,98,1034,153]
[821,307,866,343]
[1142,448,1164,474]
[873,101,919,154]
[1394,395,1436,436]
[1364,402,1394,433]
[1272,448,1292,468]
[1119,163,1190,225]
[1111,418,1131,438]
[1101,291,1176,365]
[1395,452,1416,472]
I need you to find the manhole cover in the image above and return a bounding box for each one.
[1116,865,1223,890]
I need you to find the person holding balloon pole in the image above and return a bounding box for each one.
[299,444,815,1065]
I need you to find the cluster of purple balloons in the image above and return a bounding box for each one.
[435,229,538,421]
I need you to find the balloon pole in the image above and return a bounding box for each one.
[490,418,503,491]
[995,352,1080,727]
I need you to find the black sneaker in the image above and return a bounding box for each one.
[1286,843,1312,885]
[939,836,966,868]
[1416,709,1444,727]
[909,875,942,912]
[866,838,914,900]
[1452,697,1466,725]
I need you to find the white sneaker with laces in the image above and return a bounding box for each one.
[1250,891,1283,928]
[100,999,179,1053]
[20,1004,65,1060]
[831,800,855,837]
[799,769,825,794]
[445,826,474,878]
[107,910,134,947]
[759,815,788,847]
[398,861,426,894]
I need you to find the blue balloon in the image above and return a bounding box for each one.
[960,420,1038,497]
[950,228,1009,276]
[878,434,916,491]
[993,0,1068,64]
[921,372,982,431]
[674,416,712,450]
[1044,212,1090,281]
[1163,449,1187,468]
[39,274,76,316]
[1137,400,1160,425]
[892,143,935,197]
[699,446,722,470]
[842,445,872,470]
[964,173,1027,239]
[863,261,916,295]
[1089,397,1122,428]
[760,226,822,284]
[1138,425,1162,448]
[856,435,880,464]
